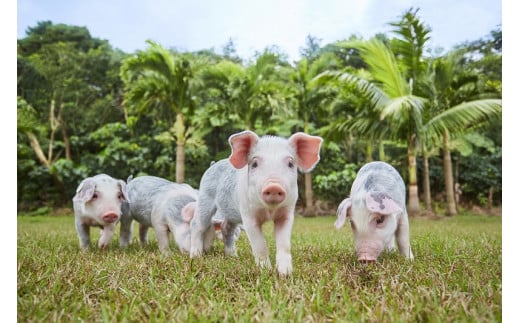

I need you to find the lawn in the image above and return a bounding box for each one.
[17,213,501,322]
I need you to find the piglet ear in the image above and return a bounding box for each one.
[181,202,197,223]
[366,191,402,215]
[228,130,259,169]
[117,180,131,202]
[73,178,96,203]
[288,132,323,172]
[335,198,352,229]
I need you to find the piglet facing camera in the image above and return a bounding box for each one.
[190,130,323,276]
[335,161,414,262]
[72,174,129,250]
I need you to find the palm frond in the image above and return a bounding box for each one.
[338,39,410,98]
[424,99,502,139]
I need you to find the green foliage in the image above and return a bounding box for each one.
[17,18,502,212]
[458,149,502,205]
[314,163,358,203]
[17,215,501,322]
[16,97,40,133]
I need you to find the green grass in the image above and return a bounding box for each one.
[18,214,501,322]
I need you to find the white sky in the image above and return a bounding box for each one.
[17,0,502,61]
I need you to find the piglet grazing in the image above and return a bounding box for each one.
[119,176,199,255]
[190,130,323,276]
[72,174,129,250]
[335,161,414,262]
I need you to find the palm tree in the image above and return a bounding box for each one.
[287,52,340,215]
[419,53,502,215]
[326,10,501,216]
[200,49,288,132]
[120,40,202,183]
[327,36,426,215]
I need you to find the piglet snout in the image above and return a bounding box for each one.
[262,183,286,204]
[358,254,377,263]
[102,212,119,223]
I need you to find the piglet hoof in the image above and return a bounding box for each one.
[224,247,238,257]
[256,257,272,270]
[276,255,293,277]
[190,248,203,259]
[407,248,414,261]
[276,264,293,278]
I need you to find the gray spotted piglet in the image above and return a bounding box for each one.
[119,175,199,255]
[335,161,414,262]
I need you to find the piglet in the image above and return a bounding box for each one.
[119,175,199,255]
[72,174,129,250]
[335,161,414,262]
[190,130,323,276]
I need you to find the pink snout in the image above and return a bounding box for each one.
[261,183,286,204]
[102,212,119,223]
[357,253,377,263]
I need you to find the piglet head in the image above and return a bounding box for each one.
[228,131,322,209]
[73,174,130,225]
[335,191,401,262]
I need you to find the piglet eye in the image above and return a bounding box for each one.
[288,159,294,168]
[251,160,258,169]
[92,192,98,200]
[118,192,124,200]
[376,216,385,225]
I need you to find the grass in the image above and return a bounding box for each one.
[17,214,501,322]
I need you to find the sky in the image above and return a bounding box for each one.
[16,0,502,62]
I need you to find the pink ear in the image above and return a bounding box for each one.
[181,202,197,223]
[288,132,323,172]
[228,130,259,169]
[73,178,96,203]
[117,180,131,202]
[335,198,352,229]
[366,191,402,215]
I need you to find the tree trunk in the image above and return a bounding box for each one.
[55,100,71,160]
[454,157,460,212]
[443,130,457,216]
[302,120,315,216]
[422,154,432,212]
[487,187,494,209]
[407,144,420,216]
[26,132,50,167]
[48,99,58,162]
[366,141,373,162]
[174,112,186,183]
[176,142,185,183]
[378,141,386,161]
[303,172,314,216]
[61,122,71,160]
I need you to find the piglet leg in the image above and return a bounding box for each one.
[274,213,294,277]
[396,212,414,260]
[242,216,272,270]
[98,223,116,249]
[76,221,91,250]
